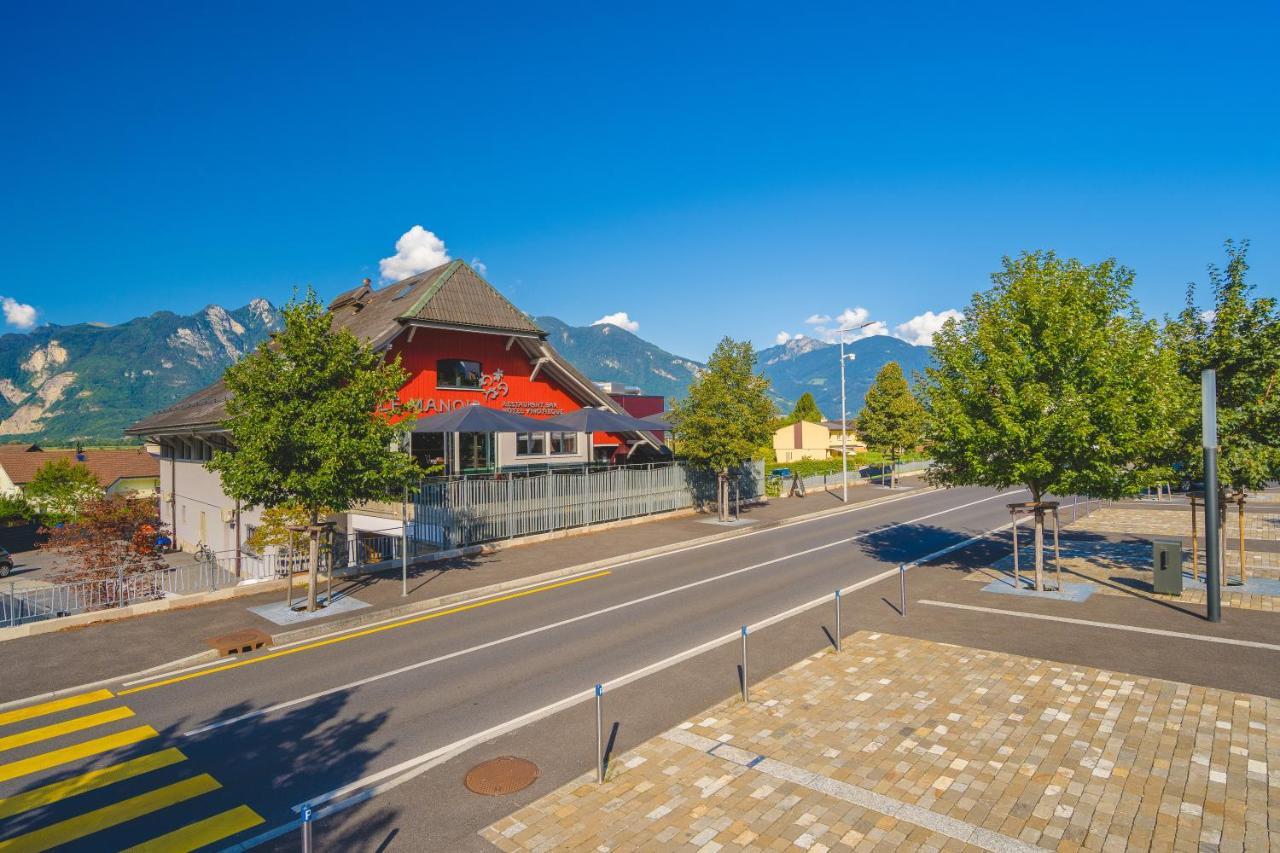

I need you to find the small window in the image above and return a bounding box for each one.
[516,432,546,456]
[393,283,415,300]
[550,432,578,455]
[438,359,482,389]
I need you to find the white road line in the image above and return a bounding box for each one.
[131,485,942,692]
[919,600,1280,651]
[243,509,1022,842]
[185,490,1022,737]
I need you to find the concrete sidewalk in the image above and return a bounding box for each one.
[0,484,920,704]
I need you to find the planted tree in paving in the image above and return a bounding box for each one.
[920,251,1182,590]
[855,361,925,488]
[1165,239,1280,492]
[208,289,422,611]
[672,337,776,521]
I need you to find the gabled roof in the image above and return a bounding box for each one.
[0,446,159,488]
[125,263,637,440]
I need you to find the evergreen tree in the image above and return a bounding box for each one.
[855,362,924,488]
[920,251,1180,590]
[672,338,776,520]
[208,289,422,611]
[784,392,825,425]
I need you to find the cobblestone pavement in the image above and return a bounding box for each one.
[964,541,1280,613]
[1068,507,1280,542]
[482,632,1280,852]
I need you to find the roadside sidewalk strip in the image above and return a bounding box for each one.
[244,507,1026,848]
[920,599,1280,651]
[0,485,935,647]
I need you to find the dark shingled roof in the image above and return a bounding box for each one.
[126,262,564,436]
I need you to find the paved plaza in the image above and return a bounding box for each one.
[483,632,1279,852]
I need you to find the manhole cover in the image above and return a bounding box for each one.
[464,756,539,796]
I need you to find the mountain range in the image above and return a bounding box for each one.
[0,303,932,443]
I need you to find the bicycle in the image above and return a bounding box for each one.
[193,542,216,565]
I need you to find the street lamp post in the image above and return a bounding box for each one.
[837,322,874,502]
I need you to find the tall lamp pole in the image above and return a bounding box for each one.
[837,322,874,503]
[1203,369,1221,623]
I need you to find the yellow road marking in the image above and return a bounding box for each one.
[0,706,134,753]
[0,773,221,852]
[120,569,612,695]
[0,725,157,785]
[0,748,186,820]
[0,690,114,729]
[121,804,265,852]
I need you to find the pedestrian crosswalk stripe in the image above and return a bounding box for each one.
[0,725,157,785]
[0,747,186,820]
[0,706,135,753]
[121,804,265,852]
[0,690,114,729]
[0,773,221,852]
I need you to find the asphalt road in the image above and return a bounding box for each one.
[0,485,1027,851]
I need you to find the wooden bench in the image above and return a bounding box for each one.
[206,628,272,657]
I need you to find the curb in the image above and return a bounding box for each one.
[0,647,222,713]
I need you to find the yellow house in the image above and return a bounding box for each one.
[822,420,868,457]
[773,420,831,463]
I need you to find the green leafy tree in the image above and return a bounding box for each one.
[784,392,825,425]
[208,289,422,611]
[1165,239,1280,491]
[24,458,103,524]
[855,362,925,488]
[672,338,776,520]
[921,251,1181,590]
[0,493,33,525]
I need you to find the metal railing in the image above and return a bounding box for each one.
[413,462,727,549]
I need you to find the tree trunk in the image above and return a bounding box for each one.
[306,511,321,612]
[1031,494,1045,592]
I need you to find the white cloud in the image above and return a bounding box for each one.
[775,331,796,345]
[471,257,488,276]
[893,309,963,346]
[1,298,37,330]
[379,225,451,282]
[803,307,887,343]
[592,311,640,333]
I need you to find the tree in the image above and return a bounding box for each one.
[920,251,1181,590]
[1165,239,1280,491]
[24,458,102,524]
[207,289,422,611]
[855,362,925,488]
[41,495,168,603]
[672,338,776,520]
[784,392,825,425]
[0,493,33,525]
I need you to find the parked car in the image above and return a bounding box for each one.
[0,547,12,578]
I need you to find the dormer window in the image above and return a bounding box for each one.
[438,359,482,390]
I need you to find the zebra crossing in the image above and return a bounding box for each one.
[0,689,262,851]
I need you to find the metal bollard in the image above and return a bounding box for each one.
[741,626,749,703]
[595,684,604,784]
[1072,494,1077,523]
[834,590,842,653]
[899,564,907,617]
[300,803,313,853]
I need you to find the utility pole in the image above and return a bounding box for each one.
[836,322,873,502]
[1203,370,1221,623]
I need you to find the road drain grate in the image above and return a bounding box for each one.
[464,756,539,795]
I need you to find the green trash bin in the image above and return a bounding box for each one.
[1152,538,1183,595]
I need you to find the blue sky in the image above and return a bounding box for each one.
[1,2,1276,359]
